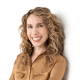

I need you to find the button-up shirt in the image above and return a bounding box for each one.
[9,51,67,80]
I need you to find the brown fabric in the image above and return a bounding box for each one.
[9,51,67,80]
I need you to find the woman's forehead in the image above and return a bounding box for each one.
[27,14,44,24]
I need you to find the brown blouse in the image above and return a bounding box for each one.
[9,51,67,80]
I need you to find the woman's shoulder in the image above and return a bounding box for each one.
[54,54,67,63]
[17,52,23,58]
[15,53,24,63]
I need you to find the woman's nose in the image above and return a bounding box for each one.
[32,28,38,35]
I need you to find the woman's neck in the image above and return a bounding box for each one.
[32,46,47,56]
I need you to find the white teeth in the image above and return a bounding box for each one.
[33,37,41,40]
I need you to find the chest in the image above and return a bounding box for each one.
[30,55,54,75]
[15,55,54,80]
[31,55,38,64]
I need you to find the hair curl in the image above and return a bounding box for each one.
[18,7,65,71]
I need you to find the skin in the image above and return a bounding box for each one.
[27,14,48,57]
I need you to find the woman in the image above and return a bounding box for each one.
[9,7,67,80]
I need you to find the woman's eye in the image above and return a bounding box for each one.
[28,26,32,28]
[39,25,43,27]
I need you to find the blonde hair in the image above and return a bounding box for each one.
[18,7,65,71]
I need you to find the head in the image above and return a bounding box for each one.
[18,6,65,58]
[27,14,48,49]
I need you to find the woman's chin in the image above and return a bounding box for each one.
[32,44,42,47]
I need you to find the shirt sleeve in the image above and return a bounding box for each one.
[9,55,19,80]
[48,58,67,80]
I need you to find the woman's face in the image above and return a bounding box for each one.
[27,14,48,48]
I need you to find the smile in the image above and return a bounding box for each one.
[32,37,42,42]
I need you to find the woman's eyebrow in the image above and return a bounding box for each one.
[27,23,44,26]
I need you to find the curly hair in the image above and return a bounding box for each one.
[18,7,65,71]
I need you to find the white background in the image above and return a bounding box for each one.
[0,0,80,80]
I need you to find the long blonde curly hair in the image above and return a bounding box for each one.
[18,7,65,71]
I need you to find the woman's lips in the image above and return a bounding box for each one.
[32,37,42,42]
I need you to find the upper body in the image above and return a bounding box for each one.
[9,50,67,80]
[9,7,67,80]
